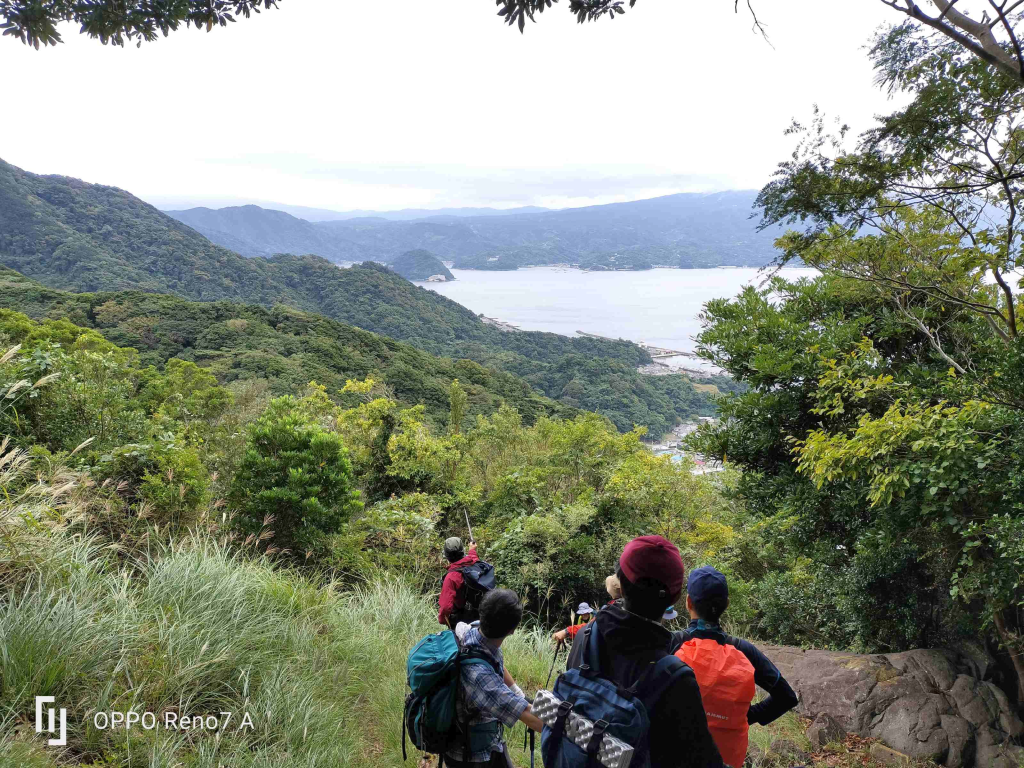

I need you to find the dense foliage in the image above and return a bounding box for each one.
[691,31,1024,701]
[0,303,738,615]
[0,162,720,435]
[0,0,280,48]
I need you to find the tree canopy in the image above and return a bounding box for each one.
[0,0,279,48]
[691,10,1024,700]
[7,0,1024,96]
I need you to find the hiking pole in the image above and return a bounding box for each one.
[462,508,474,544]
[545,639,563,689]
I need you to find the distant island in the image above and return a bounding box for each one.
[386,249,454,281]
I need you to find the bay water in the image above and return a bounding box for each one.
[417,266,818,364]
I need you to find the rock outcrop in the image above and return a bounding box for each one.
[805,713,846,748]
[762,645,1024,768]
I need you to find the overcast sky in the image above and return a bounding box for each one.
[1,1,900,212]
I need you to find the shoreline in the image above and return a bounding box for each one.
[438,264,810,273]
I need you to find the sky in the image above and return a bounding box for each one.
[1,0,903,212]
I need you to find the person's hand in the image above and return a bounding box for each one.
[468,540,477,551]
[552,629,567,645]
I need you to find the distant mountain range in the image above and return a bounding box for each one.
[165,191,783,270]
[150,198,551,222]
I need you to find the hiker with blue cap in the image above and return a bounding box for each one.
[671,566,798,768]
[662,605,679,625]
[550,601,595,645]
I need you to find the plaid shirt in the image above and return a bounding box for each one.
[445,627,528,762]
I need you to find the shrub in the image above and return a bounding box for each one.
[93,435,211,527]
[229,396,362,557]
[355,492,444,587]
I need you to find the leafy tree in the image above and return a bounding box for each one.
[499,0,1024,89]
[690,259,1024,694]
[448,378,468,435]
[1,0,280,49]
[760,30,1024,346]
[229,395,362,556]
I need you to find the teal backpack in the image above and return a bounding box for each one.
[403,629,500,764]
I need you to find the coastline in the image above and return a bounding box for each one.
[446,263,806,273]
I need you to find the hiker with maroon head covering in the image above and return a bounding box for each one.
[555,535,724,768]
[438,536,495,628]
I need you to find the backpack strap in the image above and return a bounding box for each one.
[586,719,609,768]
[637,654,690,709]
[548,700,574,753]
[581,621,602,675]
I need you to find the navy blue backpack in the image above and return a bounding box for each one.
[541,621,690,768]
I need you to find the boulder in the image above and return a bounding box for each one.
[805,713,846,747]
[762,645,1023,768]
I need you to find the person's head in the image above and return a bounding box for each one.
[662,606,679,624]
[685,565,729,624]
[616,535,686,622]
[576,602,594,623]
[605,574,622,601]
[443,536,465,563]
[478,588,523,642]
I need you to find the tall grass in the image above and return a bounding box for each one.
[0,477,817,768]
[0,509,564,768]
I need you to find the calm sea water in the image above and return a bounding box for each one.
[417,267,818,360]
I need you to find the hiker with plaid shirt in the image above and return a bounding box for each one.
[445,589,543,768]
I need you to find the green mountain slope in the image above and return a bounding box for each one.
[0,267,563,426]
[164,204,363,261]
[0,158,722,435]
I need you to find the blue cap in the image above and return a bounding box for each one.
[577,602,594,615]
[687,566,728,602]
[663,606,679,621]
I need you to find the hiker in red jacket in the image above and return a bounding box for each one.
[438,536,479,627]
[550,602,594,645]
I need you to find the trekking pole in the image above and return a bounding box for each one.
[462,508,474,544]
[545,639,563,689]
[529,729,535,768]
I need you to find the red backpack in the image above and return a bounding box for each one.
[675,636,756,768]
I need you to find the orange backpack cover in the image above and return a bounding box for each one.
[675,637,756,768]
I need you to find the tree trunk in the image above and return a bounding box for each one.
[993,609,1024,705]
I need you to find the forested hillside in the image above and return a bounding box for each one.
[165,191,782,269]
[164,204,361,261]
[0,159,720,435]
[0,267,564,426]
[0,298,748,768]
